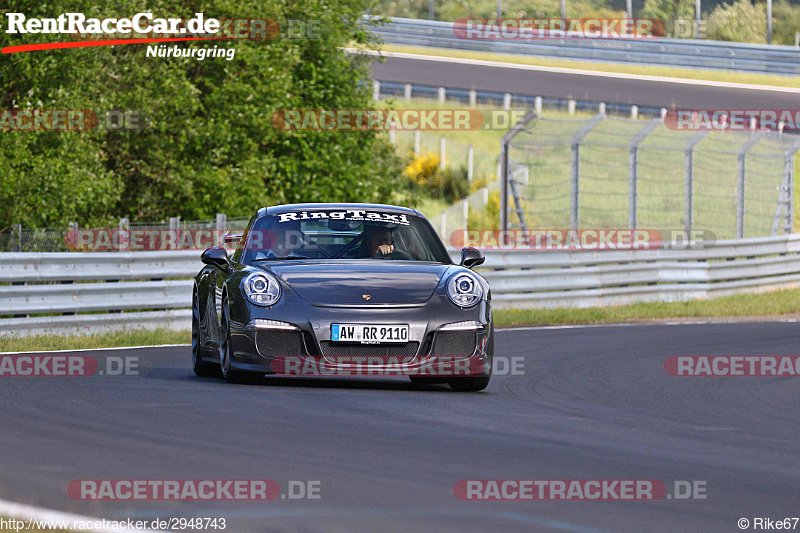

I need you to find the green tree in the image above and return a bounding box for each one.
[706,0,767,43]
[0,0,403,229]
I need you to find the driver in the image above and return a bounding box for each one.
[351,224,395,258]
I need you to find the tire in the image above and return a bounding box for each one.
[220,294,262,384]
[192,291,220,377]
[448,322,493,392]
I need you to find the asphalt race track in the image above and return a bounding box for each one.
[1,321,799,532]
[370,55,800,110]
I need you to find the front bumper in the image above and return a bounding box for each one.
[228,298,492,377]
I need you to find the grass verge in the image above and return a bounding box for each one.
[1,289,799,352]
[0,328,189,353]
[494,287,800,327]
[378,44,800,89]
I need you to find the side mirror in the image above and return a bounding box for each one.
[201,246,232,273]
[460,246,485,269]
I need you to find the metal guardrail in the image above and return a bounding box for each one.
[372,18,800,76]
[1,234,800,336]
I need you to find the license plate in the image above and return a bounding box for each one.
[331,324,409,343]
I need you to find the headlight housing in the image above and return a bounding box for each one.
[243,272,281,306]
[447,272,483,307]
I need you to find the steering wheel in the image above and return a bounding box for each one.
[373,248,413,260]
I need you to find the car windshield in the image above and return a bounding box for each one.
[239,208,452,263]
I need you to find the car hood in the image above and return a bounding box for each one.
[258,261,452,306]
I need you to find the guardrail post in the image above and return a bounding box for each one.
[500,109,537,231]
[389,119,396,144]
[373,80,380,101]
[440,136,446,170]
[438,87,446,104]
[570,115,605,230]
[737,132,767,238]
[414,130,420,156]
[568,99,576,115]
[440,212,447,240]
[404,83,412,102]
[685,131,708,236]
[629,119,661,230]
[599,102,606,116]
[535,97,542,114]
[631,105,638,120]
[469,90,477,108]
[462,199,469,232]
[503,93,511,111]
[467,145,474,182]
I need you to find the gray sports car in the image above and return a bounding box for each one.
[192,203,493,391]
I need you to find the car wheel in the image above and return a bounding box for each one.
[448,323,493,392]
[192,291,220,377]
[220,294,260,384]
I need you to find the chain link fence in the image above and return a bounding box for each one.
[502,113,800,239]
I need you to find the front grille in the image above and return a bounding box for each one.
[430,332,477,357]
[255,330,307,358]
[319,341,419,358]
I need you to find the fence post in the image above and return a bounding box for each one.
[784,140,800,233]
[169,216,180,250]
[467,145,474,182]
[216,213,227,246]
[13,223,22,252]
[685,131,707,236]
[628,119,661,230]
[736,132,767,238]
[500,109,537,231]
[414,130,420,156]
[439,136,446,170]
[118,218,129,251]
[569,114,605,230]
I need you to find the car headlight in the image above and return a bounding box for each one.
[447,272,483,307]
[243,272,281,306]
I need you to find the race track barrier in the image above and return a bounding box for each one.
[1,234,800,336]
